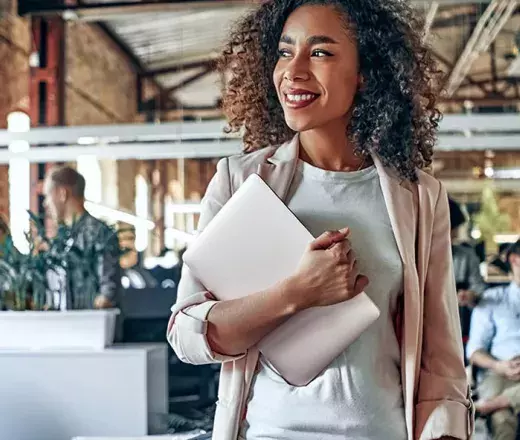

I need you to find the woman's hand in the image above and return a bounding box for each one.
[204,228,369,357]
[287,228,369,311]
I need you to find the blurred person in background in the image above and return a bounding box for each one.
[43,166,121,309]
[467,240,520,440]
[449,198,487,361]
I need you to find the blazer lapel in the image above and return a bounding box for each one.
[373,156,416,266]
[373,155,419,439]
[256,135,300,202]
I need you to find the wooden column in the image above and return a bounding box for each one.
[151,160,166,255]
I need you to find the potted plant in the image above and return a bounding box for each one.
[0,212,129,350]
[0,218,55,311]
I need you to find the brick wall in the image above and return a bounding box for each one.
[65,22,136,125]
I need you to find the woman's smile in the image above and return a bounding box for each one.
[283,88,321,109]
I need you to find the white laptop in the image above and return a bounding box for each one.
[183,173,380,386]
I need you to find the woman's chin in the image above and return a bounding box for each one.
[284,115,319,133]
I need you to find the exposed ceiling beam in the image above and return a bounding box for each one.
[18,0,500,18]
[423,2,439,38]
[445,0,518,96]
[432,14,479,30]
[165,67,215,95]
[18,1,250,17]
[141,59,217,78]
[431,50,490,95]
[1,115,519,147]
[2,133,520,164]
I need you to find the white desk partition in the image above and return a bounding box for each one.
[0,344,168,440]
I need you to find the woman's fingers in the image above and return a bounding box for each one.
[309,228,350,251]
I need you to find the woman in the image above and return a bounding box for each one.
[168,1,473,439]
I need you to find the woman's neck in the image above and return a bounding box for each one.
[298,124,368,172]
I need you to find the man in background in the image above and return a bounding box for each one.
[467,240,520,440]
[43,166,121,310]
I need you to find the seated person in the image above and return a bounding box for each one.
[449,198,486,350]
[467,239,520,440]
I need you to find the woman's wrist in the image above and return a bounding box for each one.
[278,275,309,315]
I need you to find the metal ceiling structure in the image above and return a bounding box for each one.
[17,0,520,114]
[445,0,518,96]
[424,2,440,36]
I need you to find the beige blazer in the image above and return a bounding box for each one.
[167,135,474,440]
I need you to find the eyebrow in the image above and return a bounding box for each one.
[279,34,339,46]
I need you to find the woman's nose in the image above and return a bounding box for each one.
[283,56,310,82]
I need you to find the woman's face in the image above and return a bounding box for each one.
[273,5,360,133]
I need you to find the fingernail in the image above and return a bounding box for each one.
[339,227,349,235]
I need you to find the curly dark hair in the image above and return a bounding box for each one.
[218,0,443,181]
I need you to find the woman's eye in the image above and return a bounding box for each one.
[278,49,291,58]
[312,49,332,57]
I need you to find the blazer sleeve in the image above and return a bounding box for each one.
[166,157,245,365]
[415,183,475,440]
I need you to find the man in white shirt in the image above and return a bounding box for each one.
[467,240,520,439]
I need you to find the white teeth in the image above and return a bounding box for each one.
[287,94,316,103]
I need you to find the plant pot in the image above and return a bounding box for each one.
[0,309,120,350]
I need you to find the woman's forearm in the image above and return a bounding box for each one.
[206,277,303,356]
